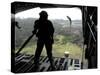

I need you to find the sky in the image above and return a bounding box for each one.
[15,7,82,20]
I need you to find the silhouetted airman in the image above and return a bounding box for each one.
[32,11,55,70]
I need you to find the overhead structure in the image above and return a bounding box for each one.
[11,1,82,14]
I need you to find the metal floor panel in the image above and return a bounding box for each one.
[14,54,81,73]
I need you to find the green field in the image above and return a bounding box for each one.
[15,34,83,60]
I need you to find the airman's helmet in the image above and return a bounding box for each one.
[39,11,48,17]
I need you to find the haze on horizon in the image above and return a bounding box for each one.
[15,7,82,20]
